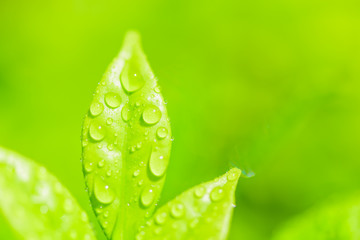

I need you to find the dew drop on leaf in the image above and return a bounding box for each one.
[120,60,145,93]
[210,186,224,202]
[106,118,114,125]
[94,177,115,204]
[227,169,240,181]
[189,218,199,229]
[140,186,155,208]
[121,104,131,122]
[89,122,105,141]
[155,212,167,225]
[156,127,168,139]
[98,160,105,168]
[104,92,121,108]
[171,203,185,218]
[84,162,94,173]
[133,169,140,177]
[90,101,104,117]
[64,198,74,212]
[154,86,160,93]
[142,105,161,125]
[194,186,206,198]
[149,151,168,178]
[107,144,114,151]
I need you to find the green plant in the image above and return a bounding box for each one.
[0,31,241,240]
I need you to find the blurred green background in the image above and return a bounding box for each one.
[1,0,360,239]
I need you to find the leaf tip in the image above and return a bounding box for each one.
[225,167,242,183]
[123,30,142,49]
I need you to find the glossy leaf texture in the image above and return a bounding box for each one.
[135,168,241,240]
[81,31,172,240]
[272,194,360,240]
[0,146,96,240]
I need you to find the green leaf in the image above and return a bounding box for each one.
[135,168,241,240]
[0,146,96,240]
[81,31,172,240]
[272,195,360,240]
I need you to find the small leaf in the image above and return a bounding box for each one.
[272,195,360,240]
[0,146,96,240]
[135,168,241,240]
[82,31,172,239]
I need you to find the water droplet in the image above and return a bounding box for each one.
[136,142,142,149]
[227,171,238,181]
[106,170,112,177]
[95,207,103,214]
[194,186,206,198]
[107,144,114,151]
[138,179,144,186]
[171,203,185,218]
[142,105,161,125]
[130,146,136,153]
[155,212,167,225]
[210,186,224,202]
[136,231,145,240]
[120,60,145,93]
[156,127,168,139]
[140,186,155,208]
[84,162,94,173]
[89,122,105,141]
[106,118,114,125]
[154,86,160,93]
[154,227,162,235]
[94,177,115,204]
[133,169,140,177]
[98,160,105,168]
[90,102,104,117]
[82,139,89,147]
[121,105,131,122]
[149,151,168,178]
[64,198,74,212]
[105,92,121,108]
[81,211,88,222]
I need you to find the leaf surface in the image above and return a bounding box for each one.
[136,168,241,240]
[0,146,96,240]
[81,31,172,240]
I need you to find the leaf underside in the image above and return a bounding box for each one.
[136,168,241,240]
[81,31,172,240]
[0,146,96,240]
[272,195,360,240]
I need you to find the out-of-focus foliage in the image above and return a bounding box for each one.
[0,0,360,239]
[0,147,96,240]
[272,194,360,240]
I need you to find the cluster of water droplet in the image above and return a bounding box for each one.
[81,48,172,238]
[134,168,240,239]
